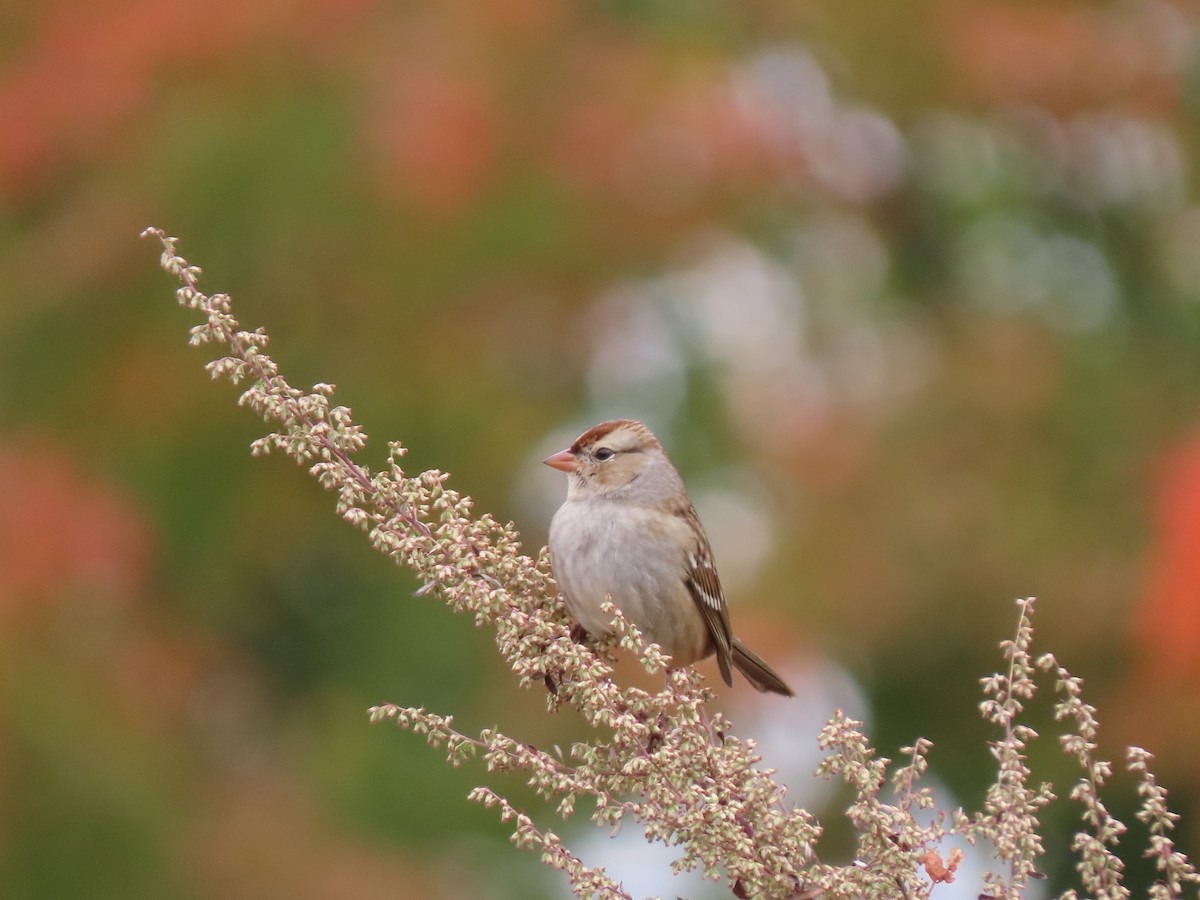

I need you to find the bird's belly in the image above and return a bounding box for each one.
[549,504,710,664]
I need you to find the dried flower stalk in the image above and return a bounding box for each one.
[145,230,1198,899]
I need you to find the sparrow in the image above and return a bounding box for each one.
[545,419,793,695]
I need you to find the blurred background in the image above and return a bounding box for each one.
[3,0,1200,896]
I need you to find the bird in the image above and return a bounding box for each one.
[544,419,793,696]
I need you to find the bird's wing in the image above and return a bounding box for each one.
[679,504,734,686]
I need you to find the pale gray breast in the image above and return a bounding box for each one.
[548,498,709,663]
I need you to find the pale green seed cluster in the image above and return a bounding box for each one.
[955,596,1056,898]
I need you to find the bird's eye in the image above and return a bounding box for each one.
[594,447,615,461]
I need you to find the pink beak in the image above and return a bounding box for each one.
[543,448,579,473]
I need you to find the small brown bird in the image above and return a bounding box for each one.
[544,419,793,696]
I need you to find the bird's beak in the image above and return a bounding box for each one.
[543,449,579,472]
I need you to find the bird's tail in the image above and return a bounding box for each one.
[731,636,794,696]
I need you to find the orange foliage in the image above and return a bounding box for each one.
[549,56,794,213]
[1135,431,1200,680]
[470,0,566,37]
[1115,430,1200,786]
[0,440,150,617]
[943,2,1179,114]
[366,60,497,216]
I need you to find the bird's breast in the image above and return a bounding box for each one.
[547,500,709,664]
